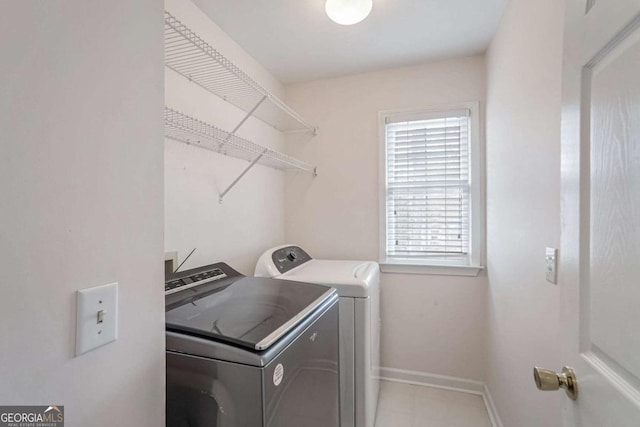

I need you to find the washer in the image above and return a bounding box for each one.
[255,245,381,427]
[165,262,340,427]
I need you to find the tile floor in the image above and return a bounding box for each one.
[375,380,492,427]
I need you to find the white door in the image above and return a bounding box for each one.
[559,0,640,425]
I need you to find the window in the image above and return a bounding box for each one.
[379,102,483,275]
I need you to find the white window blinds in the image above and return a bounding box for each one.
[384,109,471,262]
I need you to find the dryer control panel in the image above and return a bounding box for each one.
[271,246,312,274]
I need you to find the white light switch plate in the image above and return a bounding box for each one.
[545,248,558,284]
[75,282,118,356]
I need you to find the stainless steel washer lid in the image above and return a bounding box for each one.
[166,277,335,350]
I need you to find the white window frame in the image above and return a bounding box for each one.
[378,101,484,276]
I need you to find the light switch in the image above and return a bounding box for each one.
[545,248,558,284]
[75,282,118,356]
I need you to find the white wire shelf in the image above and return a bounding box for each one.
[165,107,317,174]
[165,12,317,134]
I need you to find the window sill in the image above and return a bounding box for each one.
[379,261,484,277]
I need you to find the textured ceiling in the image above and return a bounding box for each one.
[193,0,507,84]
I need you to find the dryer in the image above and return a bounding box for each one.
[255,245,381,427]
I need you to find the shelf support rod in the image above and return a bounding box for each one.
[219,149,268,203]
[219,95,267,150]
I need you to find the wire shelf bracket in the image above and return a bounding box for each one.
[164,107,317,202]
[165,11,318,135]
[218,149,267,204]
[220,95,267,151]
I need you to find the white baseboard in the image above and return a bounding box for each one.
[482,384,504,427]
[379,367,485,394]
[379,367,503,427]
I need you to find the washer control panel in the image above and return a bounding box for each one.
[165,267,227,295]
[271,246,312,274]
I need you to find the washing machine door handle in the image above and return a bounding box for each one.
[353,262,378,280]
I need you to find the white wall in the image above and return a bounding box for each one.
[164,0,287,275]
[285,56,488,380]
[485,0,565,424]
[0,2,164,426]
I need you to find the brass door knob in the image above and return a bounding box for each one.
[533,366,578,400]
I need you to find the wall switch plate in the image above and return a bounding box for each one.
[545,248,558,284]
[75,282,118,356]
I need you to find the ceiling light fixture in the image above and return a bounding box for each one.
[325,0,373,25]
